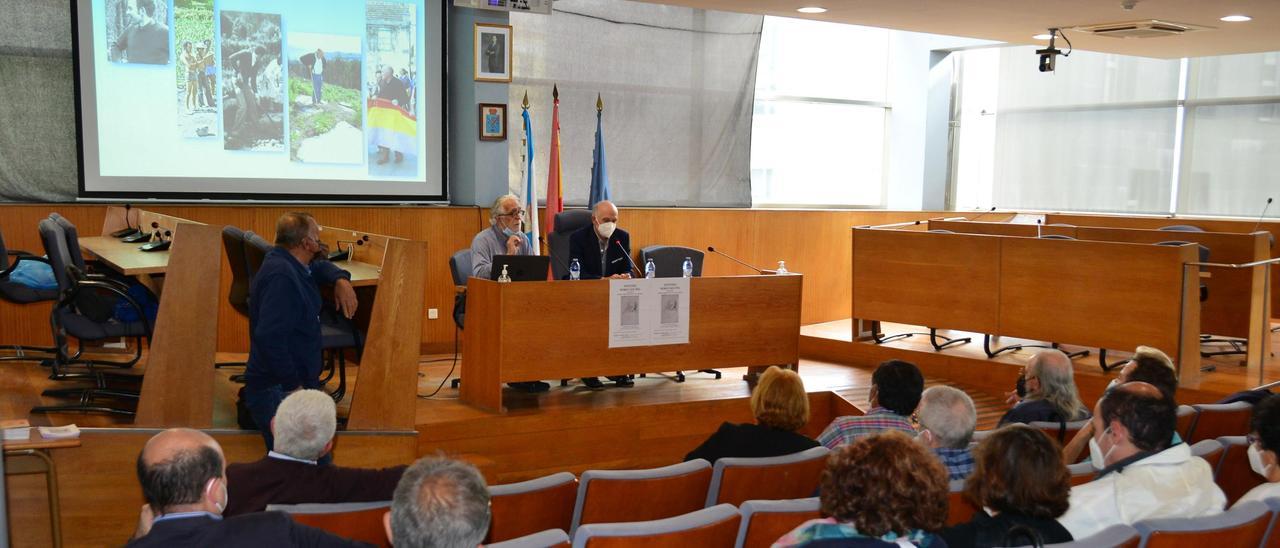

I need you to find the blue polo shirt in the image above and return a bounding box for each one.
[244,247,350,391]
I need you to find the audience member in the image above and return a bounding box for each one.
[1062,346,1179,463]
[999,350,1090,426]
[685,366,818,463]
[1057,382,1225,539]
[383,456,490,548]
[776,431,948,547]
[818,360,922,448]
[941,425,1073,547]
[225,390,406,517]
[127,428,363,547]
[1235,394,1280,506]
[916,386,977,481]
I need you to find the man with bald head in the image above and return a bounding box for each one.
[128,429,362,547]
[1056,382,1225,539]
[568,200,634,389]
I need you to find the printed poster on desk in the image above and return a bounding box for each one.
[651,278,689,345]
[608,278,689,348]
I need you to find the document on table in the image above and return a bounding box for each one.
[608,278,690,348]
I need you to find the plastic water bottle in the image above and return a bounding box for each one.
[776,261,789,275]
[644,258,656,279]
[682,257,693,278]
[497,264,511,283]
[569,258,581,281]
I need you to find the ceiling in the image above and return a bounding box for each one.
[631,0,1280,58]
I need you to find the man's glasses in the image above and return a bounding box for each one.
[501,209,525,218]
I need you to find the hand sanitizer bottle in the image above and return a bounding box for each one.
[497,264,511,283]
[776,261,788,275]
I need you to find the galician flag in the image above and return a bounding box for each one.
[588,93,610,209]
[543,86,564,239]
[521,102,541,256]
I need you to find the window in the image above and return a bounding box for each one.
[750,17,890,206]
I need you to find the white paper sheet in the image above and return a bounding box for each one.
[608,278,690,348]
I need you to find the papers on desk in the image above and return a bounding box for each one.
[38,424,81,440]
[2,419,30,441]
[608,278,690,348]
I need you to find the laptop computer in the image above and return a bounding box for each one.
[489,255,551,282]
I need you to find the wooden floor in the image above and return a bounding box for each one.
[800,318,1280,405]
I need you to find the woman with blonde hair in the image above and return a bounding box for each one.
[685,366,818,463]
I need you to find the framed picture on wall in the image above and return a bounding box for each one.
[474,23,513,82]
[479,103,507,141]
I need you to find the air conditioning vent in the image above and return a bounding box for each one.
[1072,19,1213,38]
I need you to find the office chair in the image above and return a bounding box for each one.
[637,245,719,382]
[446,248,472,389]
[217,226,253,371]
[871,230,972,352]
[548,210,593,280]
[31,218,152,416]
[0,227,60,362]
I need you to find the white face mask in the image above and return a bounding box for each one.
[596,221,616,240]
[1105,378,1120,392]
[210,478,228,514]
[1089,428,1115,471]
[1248,443,1273,478]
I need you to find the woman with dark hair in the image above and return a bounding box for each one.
[940,425,1073,547]
[776,431,948,547]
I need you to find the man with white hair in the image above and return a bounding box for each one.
[1000,349,1090,426]
[224,390,405,517]
[468,195,549,393]
[916,385,977,480]
[383,456,491,548]
[567,199,634,389]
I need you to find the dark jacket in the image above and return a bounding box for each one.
[567,226,632,280]
[245,248,350,391]
[685,422,820,463]
[225,456,406,517]
[939,511,1072,548]
[997,399,1087,427]
[374,75,410,106]
[126,512,369,547]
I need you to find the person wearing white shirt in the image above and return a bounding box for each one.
[1234,394,1280,506]
[1057,382,1226,539]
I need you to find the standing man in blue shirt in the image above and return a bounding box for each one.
[243,212,358,452]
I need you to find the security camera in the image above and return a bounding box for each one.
[1036,28,1069,73]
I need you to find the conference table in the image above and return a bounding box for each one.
[77,206,427,430]
[461,274,804,413]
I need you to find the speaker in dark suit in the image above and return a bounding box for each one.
[567,225,632,280]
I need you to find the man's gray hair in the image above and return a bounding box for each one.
[917,386,976,448]
[275,212,315,248]
[489,194,520,220]
[390,456,491,548]
[271,389,336,461]
[1027,349,1087,421]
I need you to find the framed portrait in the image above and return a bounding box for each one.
[478,103,507,141]
[474,23,513,82]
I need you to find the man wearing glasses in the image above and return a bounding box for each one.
[243,212,359,454]
[469,195,550,392]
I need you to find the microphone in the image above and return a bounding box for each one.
[614,239,642,277]
[706,246,766,274]
[110,204,138,237]
[970,206,997,222]
[541,237,571,278]
[1251,197,1273,233]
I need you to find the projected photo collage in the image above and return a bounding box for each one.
[103,0,419,178]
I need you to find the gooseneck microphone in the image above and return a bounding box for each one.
[614,239,642,277]
[1251,197,1273,233]
[706,246,766,274]
[970,206,997,222]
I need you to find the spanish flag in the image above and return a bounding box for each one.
[367,97,416,155]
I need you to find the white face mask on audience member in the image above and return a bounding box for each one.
[1249,442,1274,478]
[1105,378,1120,392]
[1089,428,1116,471]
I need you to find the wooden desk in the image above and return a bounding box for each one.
[4,434,82,548]
[78,236,171,276]
[461,275,803,413]
[334,259,382,287]
[851,228,1202,384]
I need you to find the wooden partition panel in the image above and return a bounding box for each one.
[998,238,1200,382]
[851,228,1000,333]
[927,219,1076,238]
[1046,212,1280,317]
[135,223,223,427]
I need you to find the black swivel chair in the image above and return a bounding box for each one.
[446,249,472,389]
[242,230,363,402]
[549,210,593,280]
[0,227,59,362]
[32,218,152,416]
[637,245,719,383]
[218,226,253,371]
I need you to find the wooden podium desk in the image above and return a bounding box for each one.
[461,275,803,413]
